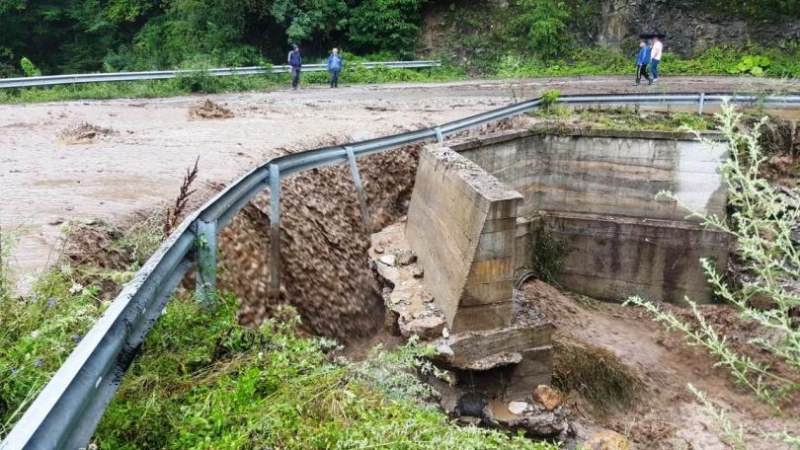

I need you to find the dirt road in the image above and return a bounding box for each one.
[1,76,797,290]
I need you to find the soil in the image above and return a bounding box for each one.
[520,280,800,450]
[4,76,798,294]
[3,77,799,447]
[188,99,234,120]
[217,143,421,342]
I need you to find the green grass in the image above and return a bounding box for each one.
[2,45,798,105]
[0,66,465,105]
[0,268,109,435]
[92,294,556,449]
[0,262,556,449]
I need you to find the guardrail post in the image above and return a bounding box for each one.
[269,164,282,295]
[435,127,444,146]
[699,92,706,115]
[345,146,372,232]
[194,220,218,305]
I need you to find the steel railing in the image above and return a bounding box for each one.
[0,61,442,89]
[2,92,799,450]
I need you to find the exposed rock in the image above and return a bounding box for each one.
[533,385,562,411]
[585,430,630,450]
[457,416,482,427]
[412,266,424,278]
[413,291,434,303]
[396,249,417,266]
[374,244,385,254]
[454,392,488,419]
[400,315,446,340]
[455,351,523,371]
[379,254,396,266]
[484,399,571,438]
[508,401,530,415]
[436,342,454,357]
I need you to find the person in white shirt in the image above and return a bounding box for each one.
[651,36,663,82]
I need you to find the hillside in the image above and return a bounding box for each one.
[1,0,798,78]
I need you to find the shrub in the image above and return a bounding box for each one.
[19,57,41,77]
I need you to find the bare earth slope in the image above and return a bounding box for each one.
[1,76,798,291]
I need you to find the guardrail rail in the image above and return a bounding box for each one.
[2,92,800,450]
[0,61,442,89]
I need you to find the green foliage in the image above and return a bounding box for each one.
[529,213,567,284]
[19,57,40,77]
[93,294,557,449]
[539,89,560,114]
[0,268,108,437]
[348,0,428,58]
[271,0,348,44]
[625,103,799,440]
[727,54,771,75]
[510,0,571,59]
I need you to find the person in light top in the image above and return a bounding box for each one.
[651,36,663,83]
[327,48,343,88]
[634,39,653,86]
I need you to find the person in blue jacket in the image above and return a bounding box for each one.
[634,39,653,86]
[327,48,343,88]
[288,44,302,90]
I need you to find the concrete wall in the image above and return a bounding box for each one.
[526,212,730,304]
[456,129,727,222]
[406,145,523,332]
[453,129,730,304]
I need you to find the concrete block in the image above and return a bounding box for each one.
[407,145,521,331]
[445,324,555,368]
[452,302,513,332]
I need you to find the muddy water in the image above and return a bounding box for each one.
[218,146,421,342]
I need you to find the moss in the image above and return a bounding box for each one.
[552,335,643,415]
[528,213,567,285]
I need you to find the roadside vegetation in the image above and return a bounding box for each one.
[0,200,558,448]
[1,1,799,105]
[626,103,800,447]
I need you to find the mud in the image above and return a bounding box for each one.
[520,280,800,449]
[189,99,234,120]
[58,121,116,144]
[218,145,421,342]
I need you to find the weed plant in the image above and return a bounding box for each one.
[93,294,557,449]
[625,102,799,445]
[0,268,108,437]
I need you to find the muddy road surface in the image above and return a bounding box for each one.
[2,76,797,291]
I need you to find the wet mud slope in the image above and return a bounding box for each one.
[218,146,421,342]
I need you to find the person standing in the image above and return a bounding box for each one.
[651,36,663,83]
[633,39,653,86]
[288,44,302,90]
[327,48,343,88]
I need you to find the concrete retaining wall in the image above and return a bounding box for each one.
[453,129,730,304]
[455,129,727,222]
[406,145,523,332]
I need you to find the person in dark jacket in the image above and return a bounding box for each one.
[327,48,343,88]
[288,44,302,90]
[633,39,653,86]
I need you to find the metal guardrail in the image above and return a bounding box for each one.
[2,92,800,449]
[0,61,442,89]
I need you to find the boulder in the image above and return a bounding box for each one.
[399,315,446,340]
[533,385,562,411]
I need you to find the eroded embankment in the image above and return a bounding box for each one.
[218,146,421,342]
